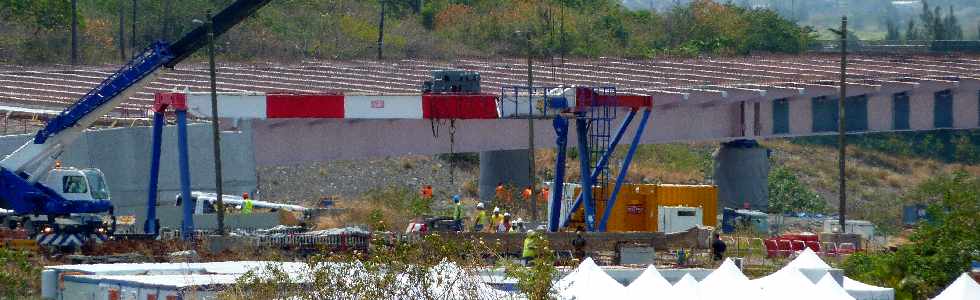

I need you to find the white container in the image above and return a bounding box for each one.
[658,206,703,233]
[498,87,576,118]
[822,219,876,240]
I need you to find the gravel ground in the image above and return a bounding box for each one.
[257,155,478,206]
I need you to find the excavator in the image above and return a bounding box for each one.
[0,0,273,249]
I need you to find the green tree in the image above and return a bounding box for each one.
[0,0,73,31]
[906,19,920,41]
[885,18,901,41]
[843,171,980,299]
[744,8,809,53]
[767,166,826,214]
[943,6,963,39]
[501,233,557,300]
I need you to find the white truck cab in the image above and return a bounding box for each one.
[40,167,111,202]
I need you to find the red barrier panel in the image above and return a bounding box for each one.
[422,94,499,119]
[573,87,653,108]
[153,92,187,112]
[267,94,344,118]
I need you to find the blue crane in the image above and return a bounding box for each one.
[0,0,273,248]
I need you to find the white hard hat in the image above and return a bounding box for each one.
[527,229,534,234]
[493,207,500,213]
[504,212,511,217]
[477,203,485,209]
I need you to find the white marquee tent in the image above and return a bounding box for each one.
[931,273,980,300]
[626,265,672,298]
[556,249,897,300]
[555,258,626,300]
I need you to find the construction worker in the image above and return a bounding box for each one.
[451,195,464,232]
[472,203,490,232]
[421,185,433,200]
[521,186,533,212]
[495,182,510,208]
[522,229,540,265]
[490,207,504,232]
[538,186,550,204]
[241,192,254,215]
[572,227,587,261]
[711,233,727,262]
[498,212,513,233]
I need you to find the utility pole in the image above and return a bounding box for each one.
[377,0,386,60]
[131,0,137,55]
[118,3,126,61]
[206,10,226,235]
[525,30,537,222]
[71,0,78,66]
[837,16,848,234]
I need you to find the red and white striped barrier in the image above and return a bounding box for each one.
[154,88,652,120]
[157,92,500,120]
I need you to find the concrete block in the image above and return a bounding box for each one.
[619,246,655,265]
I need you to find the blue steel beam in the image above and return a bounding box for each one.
[561,109,638,228]
[176,111,194,240]
[599,108,651,232]
[574,117,595,231]
[144,113,165,236]
[548,116,570,232]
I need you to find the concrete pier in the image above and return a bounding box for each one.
[478,149,531,203]
[712,139,770,212]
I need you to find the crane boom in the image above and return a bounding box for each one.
[0,0,272,218]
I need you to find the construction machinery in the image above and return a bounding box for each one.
[0,0,273,248]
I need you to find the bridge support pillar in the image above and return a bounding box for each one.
[479,149,531,205]
[713,139,769,212]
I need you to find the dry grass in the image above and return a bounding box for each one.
[764,139,980,232]
[313,187,483,231]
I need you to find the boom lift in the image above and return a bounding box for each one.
[0,0,273,248]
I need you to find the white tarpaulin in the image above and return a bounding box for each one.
[842,276,894,300]
[626,265,672,298]
[555,258,626,300]
[818,273,857,300]
[670,274,699,298]
[931,273,980,300]
[698,259,763,300]
[755,248,830,285]
[191,191,310,212]
[761,266,857,300]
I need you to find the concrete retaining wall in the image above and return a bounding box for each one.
[0,123,258,230]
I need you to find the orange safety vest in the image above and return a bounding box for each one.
[522,188,532,201]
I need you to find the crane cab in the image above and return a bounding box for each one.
[40,167,111,202]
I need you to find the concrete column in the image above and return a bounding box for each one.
[479,149,531,203]
[712,139,769,213]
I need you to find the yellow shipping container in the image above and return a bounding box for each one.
[567,183,717,232]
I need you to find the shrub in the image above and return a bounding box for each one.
[0,248,40,299]
[842,171,980,299]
